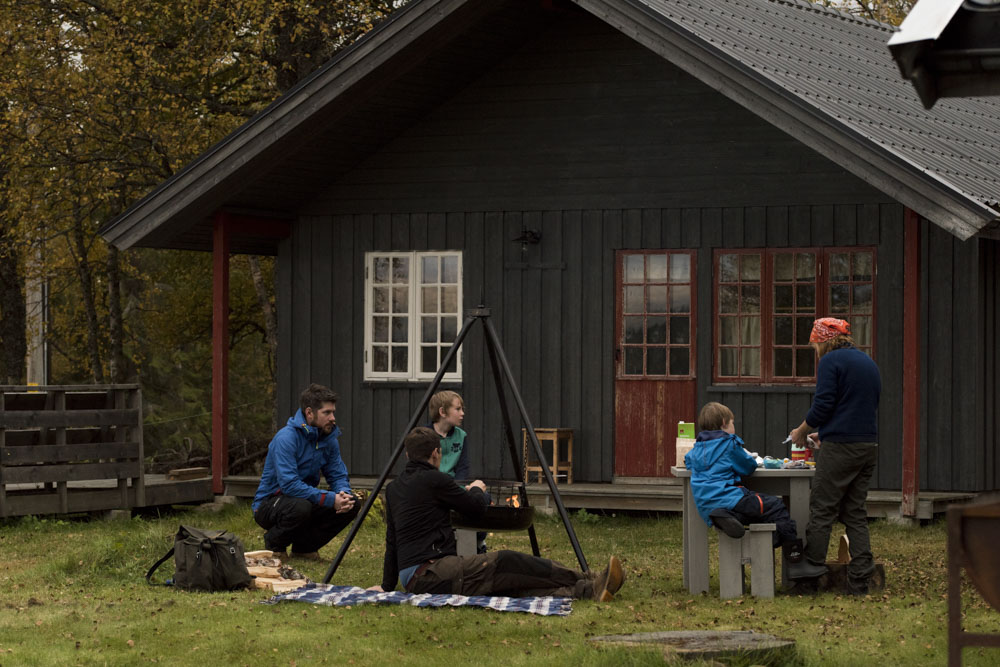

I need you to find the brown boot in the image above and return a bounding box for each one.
[591,556,625,601]
[290,551,324,562]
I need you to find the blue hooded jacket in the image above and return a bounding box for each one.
[252,408,352,512]
[684,430,757,526]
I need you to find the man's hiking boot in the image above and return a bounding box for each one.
[787,560,828,580]
[290,551,324,561]
[709,509,746,539]
[782,538,805,564]
[591,555,625,602]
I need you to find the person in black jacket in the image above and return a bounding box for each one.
[368,427,624,601]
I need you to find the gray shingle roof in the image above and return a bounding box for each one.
[636,0,1000,212]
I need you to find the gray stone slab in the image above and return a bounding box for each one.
[590,630,795,663]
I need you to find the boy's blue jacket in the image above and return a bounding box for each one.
[252,409,351,512]
[684,430,757,526]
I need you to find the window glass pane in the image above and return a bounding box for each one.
[774,253,793,282]
[441,256,459,284]
[774,316,792,345]
[444,346,457,373]
[421,316,437,343]
[391,346,408,372]
[422,256,438,284]
[851,316,872,347]
[774,285,793,313]
[441,317,457,343]
[829,253,850,282]
[625,286,644,314]
[741,317,760,345]
[670,285,691,313]
[624,316,643,344]
[795,284,815,309]
[372,287,389,313]
[669,347,689,375]
[625,255,644,282]
[392,286,408,313]
[719,285,738,313]
[774,348,793,376]
[421,346,437,373]
[669,254,690,283]
[373,316,389,343]
[719,348,738,376]
[741,285,760,313]
[853,284,873,313]
[854,252,873,281]
[796,253,815,280]
[741,348,760,376]
[373,346,388,372]
[648,285,667,313]
[795,316,813,345]
[720,317,739,345]
[624,347,643,375]
[740,254,761,281]
[796,348,815,376]
[422,286,438,314]
[647,347,666,375]
[830,284,850,312]
[670,316,689,344]
[374,257,390,283]
[720,254,738,282]
[647,316,667,344]
[441,286,458,313]
[649,254,668,281]
[392,257,409,283]
[391,316,408,343]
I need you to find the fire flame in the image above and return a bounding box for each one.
[506,495,521,508]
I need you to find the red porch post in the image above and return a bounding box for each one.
[212,212,231,495]
[901,208,921,517]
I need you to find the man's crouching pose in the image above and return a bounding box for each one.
[368,427,624,601]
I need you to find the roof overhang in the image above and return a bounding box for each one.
[889,0,1000,109]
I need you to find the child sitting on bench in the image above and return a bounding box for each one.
[684,402,824,580]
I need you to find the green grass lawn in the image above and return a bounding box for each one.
[1,501,998,666]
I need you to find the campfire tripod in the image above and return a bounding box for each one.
[322,306,588,584]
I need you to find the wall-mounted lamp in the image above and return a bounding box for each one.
[511,227,541,253]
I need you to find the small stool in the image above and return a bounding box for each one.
[717,523,776,599]
[523,427,573,484]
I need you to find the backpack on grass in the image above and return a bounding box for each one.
[146,525,253,591]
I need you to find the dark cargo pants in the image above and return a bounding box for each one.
[804,441,878,590]
[253,494,359,553]
[407,550,591,598]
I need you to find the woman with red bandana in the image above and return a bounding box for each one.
[789,317,881,594]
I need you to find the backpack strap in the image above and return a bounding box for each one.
[146,546,175,586]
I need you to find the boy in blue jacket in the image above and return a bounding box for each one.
[685,402,824,580]
[252,384,360,559]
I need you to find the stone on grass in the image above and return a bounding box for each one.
[589,630,796,665]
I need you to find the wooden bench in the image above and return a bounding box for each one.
[0,385,144,517]
[717,523,776,599]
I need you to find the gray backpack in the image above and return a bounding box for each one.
[146,525,253,591]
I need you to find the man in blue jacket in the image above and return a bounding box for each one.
[252,384,359,559]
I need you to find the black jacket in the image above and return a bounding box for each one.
[380,459,488,591]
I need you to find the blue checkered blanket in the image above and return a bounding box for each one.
[262,583,573,616]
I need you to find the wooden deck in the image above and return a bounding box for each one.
[2,474,214,517]
[222,475,975,519]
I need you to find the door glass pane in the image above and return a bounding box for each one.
[774,253,793,282]
[647,316,667,344]
[441,256,459,283]
[373,345,388,372]
[719,254,738,282]
[669,348,689,375]
[796,253,815,280]
[647,285,667,313]
[392,257,409,283]
[796,348,815,376]
[741,348,760,376]
[391,316,408,343]
[421,316,437,343]
[625,255,644,282]
[649,254,668,281]
[829,253,850,282]
[441,316,457,343]
[741,317,760,345]
[391,346,408,372]
[422,256,438,284]
[422,286,438,313]
[374,257,390,283]
[624,316,643,344]
[851,316,872,346]
[719,348,738,376]
[854,252,873,281]
[853,284,873,313]
[647,347,666,375]
[669,254,690,283]
[741,285,760,313]
[392,286,408,313]
[670,316,689,344]
[444,346,457,373]
[740,254,761,281]
[774,349,793,377]
[624,347,643,375]
[441,286,458,313]
[670,285,691,313]
[795,284,815,309]
[774,316,792,345]
[372,287,389,313]
[830,284,850,312]
[720,317,739,345]
[421,346,437,373]
[625,286,644,313]
[774,285,793,313]
[795,316,813,344]
[719,285,738,313]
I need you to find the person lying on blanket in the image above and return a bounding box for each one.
[366,427,625,601]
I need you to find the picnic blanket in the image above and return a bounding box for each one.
[262,583,573,616]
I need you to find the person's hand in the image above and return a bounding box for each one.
[789,424,810,448]
[334,491,355,513]
[466,479,486,492]
[806,432,820,449]
[366,585,384,592]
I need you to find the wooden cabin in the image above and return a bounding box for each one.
[101,0,1000,506]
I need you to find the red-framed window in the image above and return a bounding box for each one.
[713,248,875,384]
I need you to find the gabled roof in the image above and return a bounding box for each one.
[101,0,1000,250]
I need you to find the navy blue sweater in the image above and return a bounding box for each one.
[806,346,881,443]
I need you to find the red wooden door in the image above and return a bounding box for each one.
[614,250,697,478]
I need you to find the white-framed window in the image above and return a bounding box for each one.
[364,251,463,381]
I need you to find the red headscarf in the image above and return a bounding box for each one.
[809,317,850,343]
